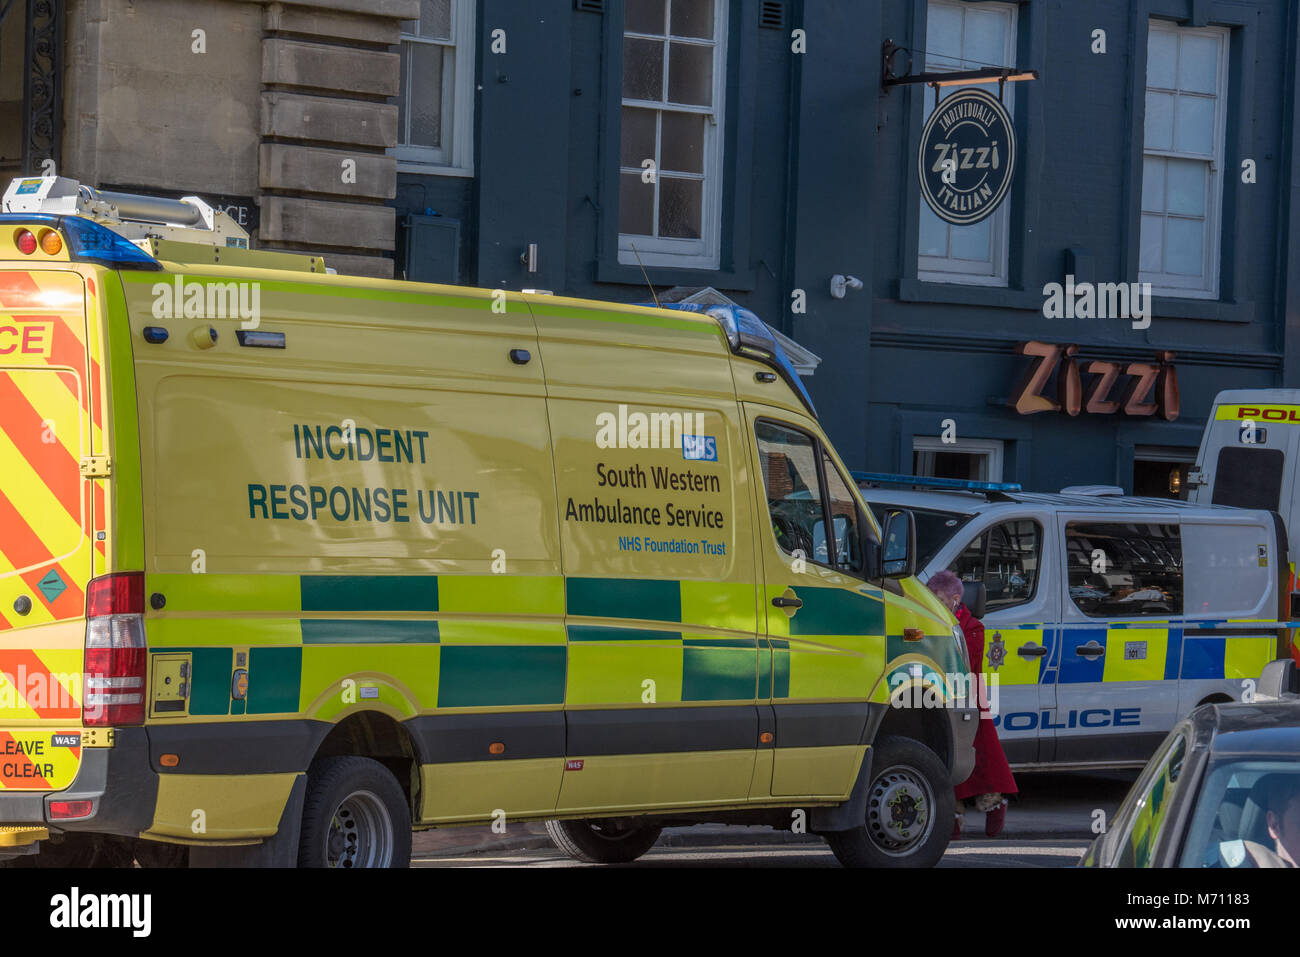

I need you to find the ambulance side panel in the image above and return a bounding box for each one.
[116,270,567,833]
[529,297,767,811]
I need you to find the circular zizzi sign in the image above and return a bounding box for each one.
[917,87,1016,226]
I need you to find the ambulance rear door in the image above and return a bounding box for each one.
[0,266,100,792]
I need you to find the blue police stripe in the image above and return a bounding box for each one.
[1163,628,1184,680]
[1181,637,1225,679]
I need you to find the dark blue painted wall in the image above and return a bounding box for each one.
[391,0,1300,494]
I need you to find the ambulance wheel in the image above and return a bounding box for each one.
[298,756,411,868]
[826,735,953,868]
[545,818,662,864]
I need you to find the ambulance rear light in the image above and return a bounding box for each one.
[86,572,144,617]
[14,228,37,254]
[83,573,147,727]
[0,213,161,270]
[48,800,95,820]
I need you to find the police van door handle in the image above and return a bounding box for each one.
[1075,640,1105,657]
[1017,643,1048,657]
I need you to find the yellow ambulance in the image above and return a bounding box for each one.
[0,176,975,868]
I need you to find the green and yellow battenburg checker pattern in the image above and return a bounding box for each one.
[145,572,962,717]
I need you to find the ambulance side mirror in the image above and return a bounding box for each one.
[880,509,916,580]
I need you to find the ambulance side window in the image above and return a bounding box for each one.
[755,420,864,576]
[1065,522,1183,618]
[949,520,1041,612]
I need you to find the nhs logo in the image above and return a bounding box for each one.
[682,434,717,462]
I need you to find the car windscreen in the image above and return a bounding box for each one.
[865,504,973,569]
[1178,758,1300,868]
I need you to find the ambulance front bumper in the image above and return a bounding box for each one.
[949,706,979,786]
[0,728,157,840]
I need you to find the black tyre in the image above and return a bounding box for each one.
[826,735,954,868]
[545,818,662,864]
[297,756,411,868]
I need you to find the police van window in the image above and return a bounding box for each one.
[822,453,864,575]
[1066,522,1183,618]
[756,421,858,573]
[1211,447,1284,511]
[948,520,1041,612]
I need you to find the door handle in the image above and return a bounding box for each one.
[772,596,803,609]
[1075,640,1105,657]
[1017,643,1048,657]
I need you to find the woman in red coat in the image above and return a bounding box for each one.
[927,570,1018,838]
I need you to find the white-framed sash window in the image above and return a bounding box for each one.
[395,0,476,175]
[618,0,727,269]
[1138,20,1229,298]
[918,0,1017,286]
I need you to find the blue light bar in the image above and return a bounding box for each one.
[645,302,818,419]
[851,471,1022,493]
[0,213,162,270]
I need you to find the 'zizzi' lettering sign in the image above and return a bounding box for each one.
[1011,341,1180,421]
[918,87,1016,226]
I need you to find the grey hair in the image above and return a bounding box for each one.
[927,569,964,603]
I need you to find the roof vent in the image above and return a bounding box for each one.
[1059,485,1126,496]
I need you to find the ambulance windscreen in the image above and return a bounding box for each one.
[1211,447,1284,511]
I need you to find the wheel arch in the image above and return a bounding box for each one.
[313,710,423,818]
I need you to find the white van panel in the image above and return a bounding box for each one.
[1181,520,1274,620]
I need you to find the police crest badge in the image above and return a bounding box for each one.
[987,632,1006,670]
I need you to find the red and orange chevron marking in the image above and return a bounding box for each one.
[0,269,102,636]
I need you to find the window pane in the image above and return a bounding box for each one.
[1165,217,1205,276]
[1140,214,1164,272]
[1145,91,1174,150]
[1066,522,1183,618]
[985,520,1041,611]
[419,0,452,40]
[623,37,665,100]
[963,7,1009,68]
[919,203,948,257]
[1178,34,1219,94]
[408,43,445,148]
[660,109,705,173]
[1174,95,1215,154]
[949,217,991,262]
[822,455,864,575]
[1141,156,1166,212]
[668,41,713,106]
[670,0,713,39]
[926,2,964,68]
[756,422,826,563]
[620,107,658,167]
[626,0,666,35]
[620,172,655,236]
[1165,158,1206,216]
[659,176,702,238]
[1147,29,1177,88]
[951,532,987,587]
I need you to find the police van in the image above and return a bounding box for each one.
[855,475,1288,771]
[1191,389,1300,631]
[0,176,976,869]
